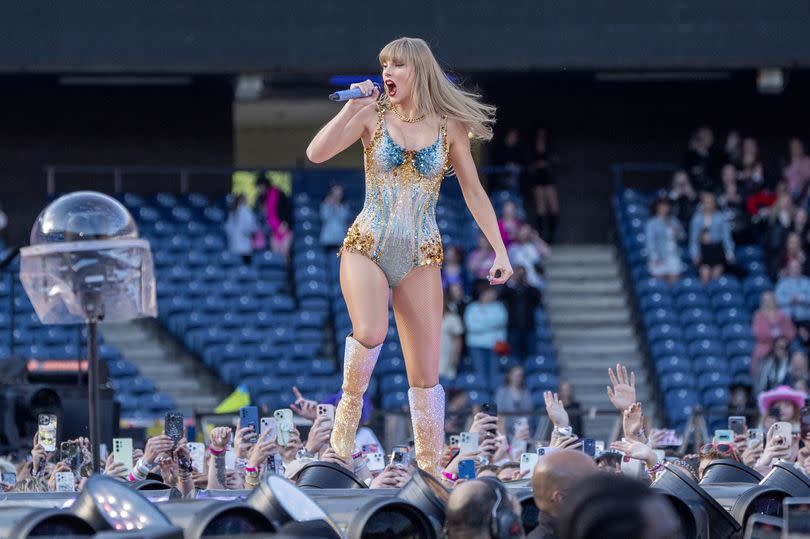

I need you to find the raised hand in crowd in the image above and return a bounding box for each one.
[144,434,176,466]
[741,437,763,468]
[550,434,582,450]
[622,402,646,443]
[290,386,318,420]
[207,426,233,490]
[233,425,255,460]
[47,461,74,492]
[247,432,278,471]
[607,362,636,412]
[320,447,353,472]
[468,412,498,437]
[754,423,793,474]
[370,464,412,489]
[305,415,333,457]
[543,390,570,429]
[30,433,50,477]
[612,439,658,468]
[279,426,303,464]
[492,433,510,463]
[103,452,128,478]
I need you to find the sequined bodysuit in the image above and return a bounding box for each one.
[339,103,449,287]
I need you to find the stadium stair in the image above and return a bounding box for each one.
[101,319,231,413]
[544,244,661,441]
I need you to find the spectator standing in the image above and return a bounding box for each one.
[684,127,715,192]
[508,224,549,290]
[270,220,293,262]
[752,290,796,370]
[755,336,791,394]
[765,192,794,269]
[668,170,697,227]
[738,137,766,193]
[446,282,468,317]
[528,450,598,539]
[775,259,810,343]
[787,350,809,392]
[498,200,523,248]
[495,364,533,435]
[644,197,685,283]
[784,138,810,202]
[464,284,508,383]
[256,177,292,248]
[780,232,808,277]
[526,128,559,242]
[224,194,258,264]
[500,266,542,359]
[439,296,465,381]
[723,130,742,168]
[718,163,751,244]
[689,191,735,283]
[492,127,526,192]
[319,184,349,251]
[468,233,497,282]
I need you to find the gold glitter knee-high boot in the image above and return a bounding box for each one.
[330,335,382,459]
[408,384,445,476]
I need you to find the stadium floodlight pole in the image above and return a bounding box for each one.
[86,318,102,474]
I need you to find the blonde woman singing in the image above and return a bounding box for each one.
[307,37,512,475]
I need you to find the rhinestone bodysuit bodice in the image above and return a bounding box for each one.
[338,103,449,287]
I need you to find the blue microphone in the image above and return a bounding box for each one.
[329,84,380,102]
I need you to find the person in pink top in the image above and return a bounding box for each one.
[467,233,497,280]
[497,200,523,248]
[784,138,810,202]
[752,290,796,373]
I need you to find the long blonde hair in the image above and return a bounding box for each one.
[378,37,496,141]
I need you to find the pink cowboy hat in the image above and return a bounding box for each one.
[758,385,807,416]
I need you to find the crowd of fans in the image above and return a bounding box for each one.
[645,130,810,417]
[5,360,810,538]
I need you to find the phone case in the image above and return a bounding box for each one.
[1,472,15,486]
[225,449,236,470]
[458,459,476,479]
[459,432,479,455]
[55,471,75,492]
[274,409,294,446]
[112,438,134,473]
[261,417,277,442]
[582,439,596,456]
[317,404,336,422]
[164,412,184,444]
[60,441,80,474]
[240,406,259,442]
[449,435,460,447]
[520,452,539,474]
[366,452,385,472]
[714,429,734,443]
[38,414,57,452]
[187,442,205,472]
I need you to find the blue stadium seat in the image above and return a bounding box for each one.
[698,371,731,390]
[648,324,684,343]
[693,356,729,375]
[711,292,745,310]
[640,293,674,312]
[706,276,741,295]
[381,374,409,393]
[382,391,409,411]
[660,372,696,392]
[703,387,731,409]
[729,356,752,376]
[672,277,703,296]
[721,323,751,342]
[684,323,720,342]
[675,293,710,311]
[726,339,754,357]
[664,389,699,424]
[655,355,691,375]
[688,339,725,358]
[651,339,688,359]
[715,308,750,326]
[526,373,560,392]
[524,354,558,374]
[644,308,680,327]
[680,308,714,326]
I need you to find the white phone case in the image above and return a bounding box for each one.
[459,432,479,455]
[225,449,236,470]
[112,438,133,474]
[366,452,385,472]
[520,452,539,474]
[261,418,277,442]
[55,471,75,492]
[188,442,205,472]
[274,409,294,446]
[317,404,335,422]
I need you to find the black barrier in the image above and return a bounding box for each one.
[760,461,810,498]
[700,460,763,485]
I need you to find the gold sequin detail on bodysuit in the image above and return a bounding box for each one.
[338,103,449,287]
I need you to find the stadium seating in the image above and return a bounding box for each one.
[614,188,762,431]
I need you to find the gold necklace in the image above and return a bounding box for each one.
[391,105,425,123]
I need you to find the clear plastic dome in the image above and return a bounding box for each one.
[29,191,139,245]
[20,191,157,324]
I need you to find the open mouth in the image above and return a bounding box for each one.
[385,80,397,97]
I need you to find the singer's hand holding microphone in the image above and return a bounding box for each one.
[330,79,379,109]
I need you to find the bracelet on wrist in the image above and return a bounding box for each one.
[209,445,225,456]
[245,466,259,474]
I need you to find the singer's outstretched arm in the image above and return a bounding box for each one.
[447,118,513,285]
[306,84,379,163]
